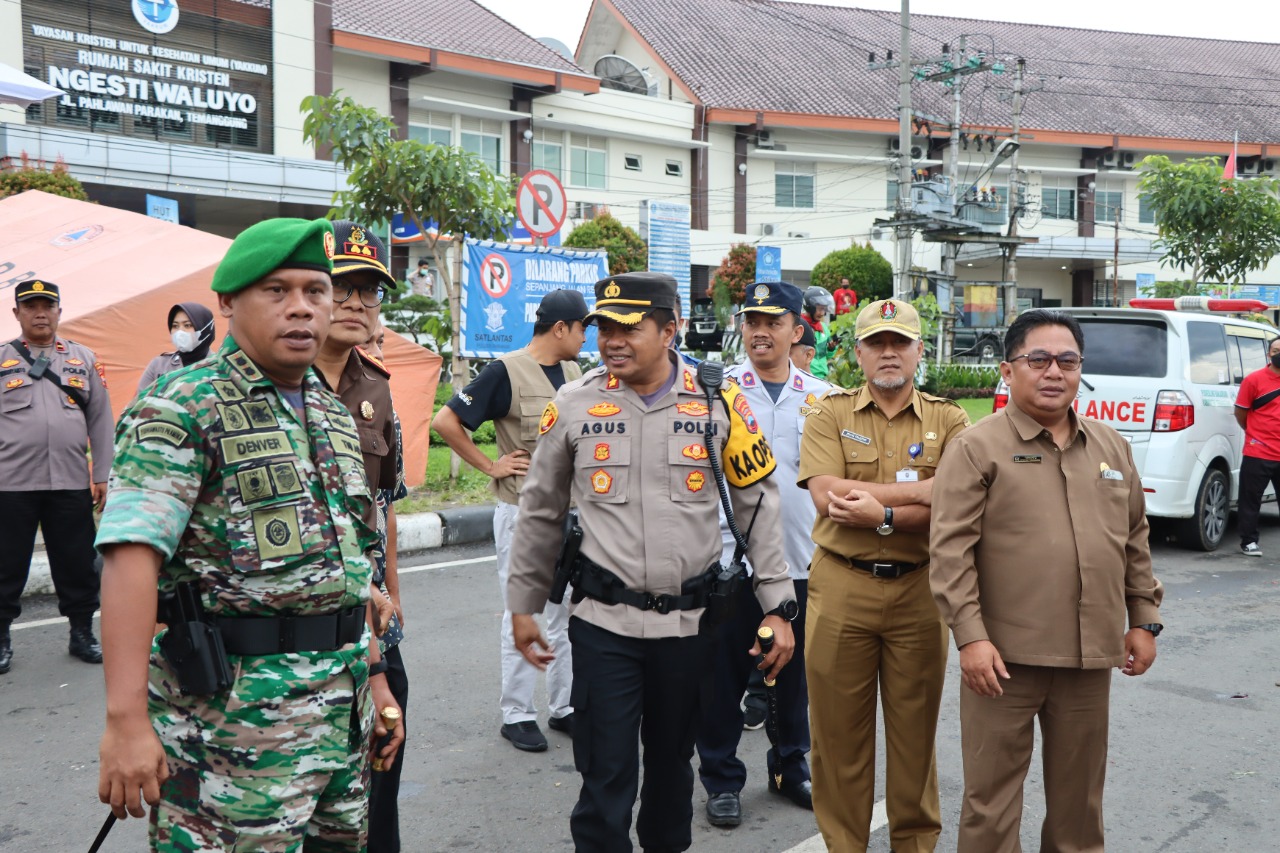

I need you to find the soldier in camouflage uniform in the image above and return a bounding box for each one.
[95,217,404,852]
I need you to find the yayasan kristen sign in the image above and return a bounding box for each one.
[24,0,271,141]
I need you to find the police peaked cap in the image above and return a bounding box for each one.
[211,218,335,294]
[585,271,679,326]
[330,220,397,289]
[737,281,803,317]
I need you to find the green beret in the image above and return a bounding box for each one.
[211,218,335,294]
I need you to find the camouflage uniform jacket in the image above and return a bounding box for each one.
[95,335,379,778]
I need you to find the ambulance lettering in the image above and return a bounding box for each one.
[1071,399,1147,422]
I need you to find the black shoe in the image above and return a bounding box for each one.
[69,623,103,664]
[768,776,813,810]
[548,713,574,735]
[706,791,741,827]
[501,721,548,752]
[0,626,11,675]
[742,705,766,731]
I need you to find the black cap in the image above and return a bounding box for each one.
[795,318,816,349]
[536,288,589,324]
[14,280,60,304]
[330,220,396,289]
[736,281,802,317]
[585,272,678,325]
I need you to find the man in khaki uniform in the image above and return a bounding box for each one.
[930,309,1163,853]
[508,271,797,853]
[798,298,969,853]
[433,288,588,752]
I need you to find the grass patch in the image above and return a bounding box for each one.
[958,397,996,424]
[399,443,498,512]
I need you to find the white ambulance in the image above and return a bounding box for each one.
[994,300,1278,550]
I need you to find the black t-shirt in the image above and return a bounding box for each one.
[445,359,569,431]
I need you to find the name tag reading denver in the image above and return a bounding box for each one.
[220,430,289,464]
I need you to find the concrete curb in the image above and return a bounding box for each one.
[22,505,498,598]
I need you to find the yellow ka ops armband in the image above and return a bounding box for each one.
[718,382,775,488]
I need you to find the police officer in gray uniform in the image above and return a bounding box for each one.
[508,271,798,853]
[0,280,114,673]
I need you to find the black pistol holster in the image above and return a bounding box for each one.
[549,516,584,606]
[699,558,747,635]
[158,582,233,696]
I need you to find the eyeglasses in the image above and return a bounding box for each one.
[334,283,386,308]
[1009,350,1083,371]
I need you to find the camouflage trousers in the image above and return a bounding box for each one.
[148,711,371,852]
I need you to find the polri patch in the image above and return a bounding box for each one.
[682,444,708,460]
[686,471,706,492]
[594,443,611,461]
[591,469,613,494]
[841,429,872,445]
[539,402,558,435]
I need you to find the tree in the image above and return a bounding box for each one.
[301,92,514,396]
[1138,155,1280,285]
[708,243,756,323]
[0,153,88,201]
[562,212,646,275]
[810,243,894,300]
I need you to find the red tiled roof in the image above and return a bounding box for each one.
[607,0,1280,144]
[333,0,586,76]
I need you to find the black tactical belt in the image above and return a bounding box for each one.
[213,605,366,655]
[847,558,927,580]
[574,556,711,615]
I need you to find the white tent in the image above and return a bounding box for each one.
[0,61,61,108]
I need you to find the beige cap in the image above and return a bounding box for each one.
[855,298,921,341]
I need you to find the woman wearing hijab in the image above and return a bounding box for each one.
[134,302,216,399]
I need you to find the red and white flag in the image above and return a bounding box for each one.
[1223,149,1237,181]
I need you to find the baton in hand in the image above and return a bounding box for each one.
[87,813,116,853]
[756,626,784,789]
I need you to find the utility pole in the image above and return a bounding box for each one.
[1002,58,1025,325]
[894,0,913,300]
[939,36,964,360]
[1112,204,1121,306]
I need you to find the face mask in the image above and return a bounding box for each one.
[1271,353,1280,369]
[171,330,198,352]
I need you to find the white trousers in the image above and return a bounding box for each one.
[494,500,573,724]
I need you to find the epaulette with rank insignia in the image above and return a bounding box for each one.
[354,346,391,378]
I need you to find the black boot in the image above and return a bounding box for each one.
[0,622,11,674]
[68,618,103,664]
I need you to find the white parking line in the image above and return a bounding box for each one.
[781,799,887,852]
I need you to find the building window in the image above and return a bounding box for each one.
[775,162,815,208]
[665,159,683,177]
[409,124,452,147]
[462,134,501,174]
[570,135,607,189]
[1138,195,1158,225]
[532,141,562,176]
[1041,187,1076,220]
[624,153,642,171]
[1095,190,1123,224]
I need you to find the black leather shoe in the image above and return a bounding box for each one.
[706,791,741,827]
[69,624,103,664]
[0,627,12,675]
[501,721,548,752]
[768,776,813,810]
[548,713,574,735]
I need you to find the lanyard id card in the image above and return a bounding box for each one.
[897,442,923,482]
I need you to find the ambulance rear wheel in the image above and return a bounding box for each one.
[1177,468,1228,551]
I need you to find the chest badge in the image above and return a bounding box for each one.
[686,471,706,492]
[66,358,84,366]
[591,469,613,494]
[594,443,611,461]
[5,378,24,389]
[0,359,18,368]
[924,431,938,441]
[588,402,621,417]
[676,401,708,416]
[682,444,709,461]
[539,402,559,435]
[805,392,817,405]
[360,400,374,421]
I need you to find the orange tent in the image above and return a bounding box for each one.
[0,190,441,485]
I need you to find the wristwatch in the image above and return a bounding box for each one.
[368,658,390,676]
[770,599,799,622]
[876,506,894,536]
[1134,623,1163,638]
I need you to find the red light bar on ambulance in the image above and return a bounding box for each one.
[1128,297,1269,313]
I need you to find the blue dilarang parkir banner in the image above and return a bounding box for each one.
[461,239,609,358]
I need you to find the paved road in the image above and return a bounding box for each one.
[3,519,1280,852]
